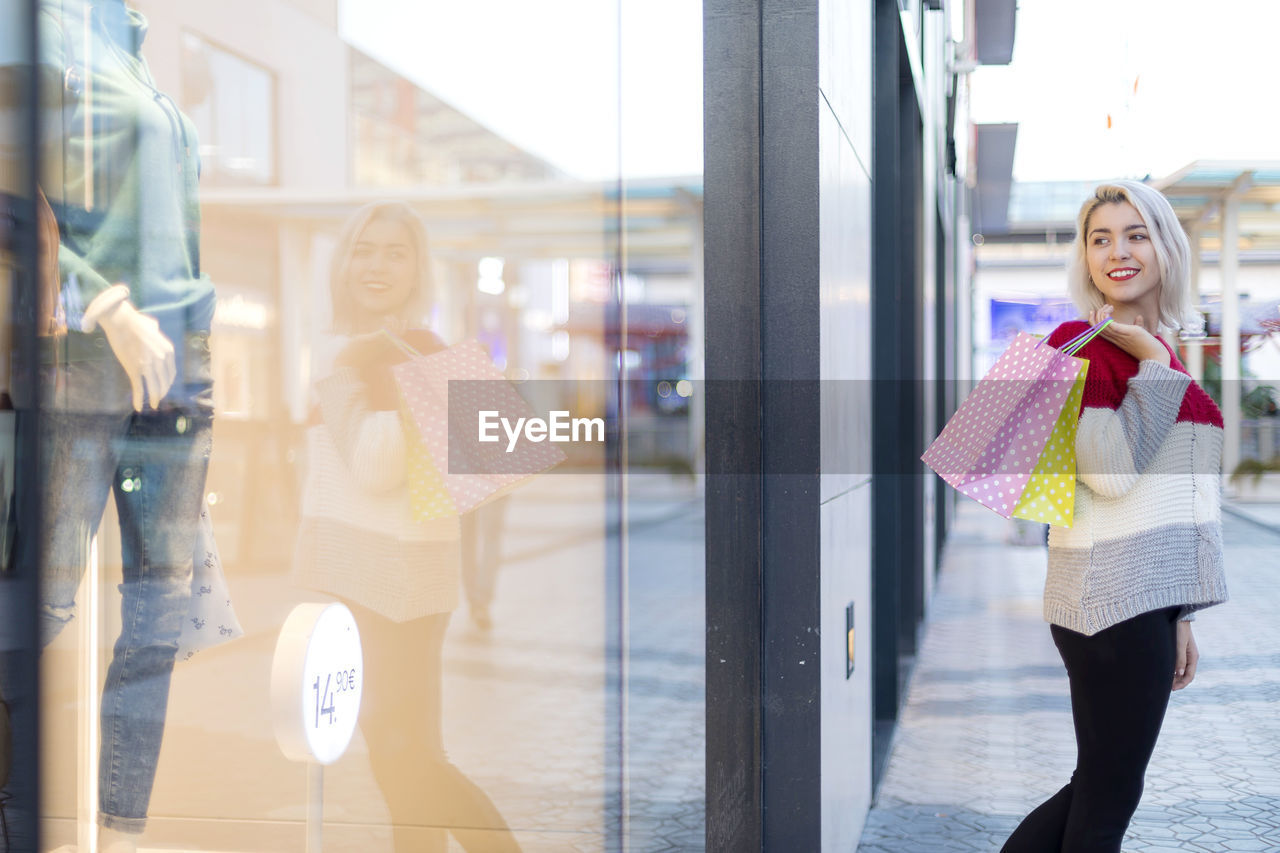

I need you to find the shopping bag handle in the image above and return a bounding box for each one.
[379,328,423,357]
[1060,317,1112,355]
[1038,317,1112,356]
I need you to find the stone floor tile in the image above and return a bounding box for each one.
[858,505,1280,850]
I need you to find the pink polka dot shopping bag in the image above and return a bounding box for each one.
[920,320,1110,527]
[388,335,567,520]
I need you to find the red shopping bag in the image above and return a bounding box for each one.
[392,338,566,517]
[921,320,1109,522]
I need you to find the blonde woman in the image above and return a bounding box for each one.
[1002,181,1228,851]
[294,201,520,852]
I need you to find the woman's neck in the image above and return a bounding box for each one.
[1106,296,1161,334]
[354,314,409,335]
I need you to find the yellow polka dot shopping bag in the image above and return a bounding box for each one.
[389,335,567,520]
[920,319,1110,527]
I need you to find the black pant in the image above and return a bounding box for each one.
[341,601,521,853]
[1001,606,1180,852]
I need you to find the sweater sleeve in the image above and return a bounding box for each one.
[1075,351,1191,499]
[26,11,116,312]
[314,366,407,494]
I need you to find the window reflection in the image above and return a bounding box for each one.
[351,50,560,187]
[1,0,705,849]
[180,32,276,187]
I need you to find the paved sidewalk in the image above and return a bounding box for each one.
[858,501,1280,852]
[1223,499,1280,536]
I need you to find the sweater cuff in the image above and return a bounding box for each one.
[80,284,131,333]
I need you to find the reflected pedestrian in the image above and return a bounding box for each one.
[293,201,521,852]
[462,494,509,630]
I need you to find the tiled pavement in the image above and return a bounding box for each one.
[440,474,706,852]
[858,501,1280,852]
[24,472,1275,851]
[1223,500,1280,537]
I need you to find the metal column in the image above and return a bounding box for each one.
[1221,194,1241,479]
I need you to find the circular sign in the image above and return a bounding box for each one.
[271,603,363,765]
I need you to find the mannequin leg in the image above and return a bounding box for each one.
[35,410,128,645]
[99,824,140,852]
[0,410,123,850]
[97,409,212,832]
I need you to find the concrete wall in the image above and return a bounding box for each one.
[815,4,958,847]
[817,0,875,849]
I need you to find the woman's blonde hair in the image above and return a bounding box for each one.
[329,201,433,334]
[1067,180,1200,333]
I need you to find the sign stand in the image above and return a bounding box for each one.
[271,603,363,853]
[306,762,323,853]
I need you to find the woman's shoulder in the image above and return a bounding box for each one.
[1041,320,1136,409]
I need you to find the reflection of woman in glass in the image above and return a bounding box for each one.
[0,2,217,852]
[293,201,520,852]
[1001,182,1228,851]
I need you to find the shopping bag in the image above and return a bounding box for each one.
[921,320,1108,526]
[401,399,456,521]
[1010,358,1088,526]
[391,337,566,518]
[177,505,245,662]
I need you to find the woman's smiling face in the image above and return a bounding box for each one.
[346,217,417,327]
[1085,201,1162,314]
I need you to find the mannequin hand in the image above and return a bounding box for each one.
[1173,620,1198,691]
[1089,305,1170,367]
[98,299,176,411]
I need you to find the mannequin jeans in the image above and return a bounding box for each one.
[39,402,212,832]
[8,333,217,833]
[1001,605,1180,852]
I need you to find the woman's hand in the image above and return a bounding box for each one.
[1173,620,1198,690]
[1089,305,1171,367]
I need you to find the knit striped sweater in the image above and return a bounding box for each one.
[1042,321,1229,636]
[292,331,461,622]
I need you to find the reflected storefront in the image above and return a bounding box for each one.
[1,1,704,850]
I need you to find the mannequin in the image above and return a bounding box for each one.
[23,1,216,849]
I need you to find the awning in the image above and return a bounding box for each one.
[974,0,1018,65]
[972,122,1018,235]
[1153,161,1280,253]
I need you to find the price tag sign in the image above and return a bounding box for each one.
[271,603,363,765]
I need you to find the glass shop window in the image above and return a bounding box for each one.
[180,32,276,187]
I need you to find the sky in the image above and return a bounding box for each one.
[338,0,703,181]
[968,0,1280,182]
